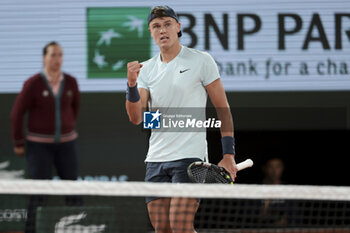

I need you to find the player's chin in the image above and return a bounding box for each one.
[158,44,169,50]
[157,39,172,47]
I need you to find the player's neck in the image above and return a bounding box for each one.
[160,42,182,63]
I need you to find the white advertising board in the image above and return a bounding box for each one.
[0,0,349,93]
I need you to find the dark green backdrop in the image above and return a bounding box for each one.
[1,91,350,231]
[1,91,349,183]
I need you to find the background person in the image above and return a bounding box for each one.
[259,157,287,227]
[10,41,81,233]
[262,157,285,185]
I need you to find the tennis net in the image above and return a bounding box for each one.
[0,180,349,233]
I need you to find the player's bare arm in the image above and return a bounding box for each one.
[205,79,238,180]
[126,61,149,125]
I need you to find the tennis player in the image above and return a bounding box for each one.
[126,6,237,233]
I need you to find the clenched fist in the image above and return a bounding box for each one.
[127,61,143,87]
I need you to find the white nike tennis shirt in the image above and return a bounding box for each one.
[137,46,220,162]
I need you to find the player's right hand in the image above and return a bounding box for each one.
[127,61,143,87]
[13,146,25,156]
[218,154,238,181]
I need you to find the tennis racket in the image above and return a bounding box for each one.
[187,159,253,184]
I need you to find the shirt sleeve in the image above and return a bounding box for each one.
[200,52,220,86]
[136,63,149,90]
[10,79,33,146]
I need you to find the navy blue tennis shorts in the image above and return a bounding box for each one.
[145,157,202,203]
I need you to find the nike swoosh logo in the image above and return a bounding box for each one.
[179,69,190,73]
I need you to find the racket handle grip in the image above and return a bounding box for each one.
[236,159,253,171]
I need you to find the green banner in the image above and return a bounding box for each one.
[36,206,116,233]
[87,7,151,78]
[0,157,28,231]
[0,195,28,231]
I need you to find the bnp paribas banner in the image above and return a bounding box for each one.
[0,0,349,92]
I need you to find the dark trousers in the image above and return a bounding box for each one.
[25,140,81,233]
[26,140,78,180]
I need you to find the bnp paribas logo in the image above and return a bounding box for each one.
[87,7,151,78]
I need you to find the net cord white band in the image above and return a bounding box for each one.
[0,180,349,201]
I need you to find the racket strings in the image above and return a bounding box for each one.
[190,165,230,184]
[190,166,209,183]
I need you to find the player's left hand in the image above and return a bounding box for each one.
[218,154,238,181]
